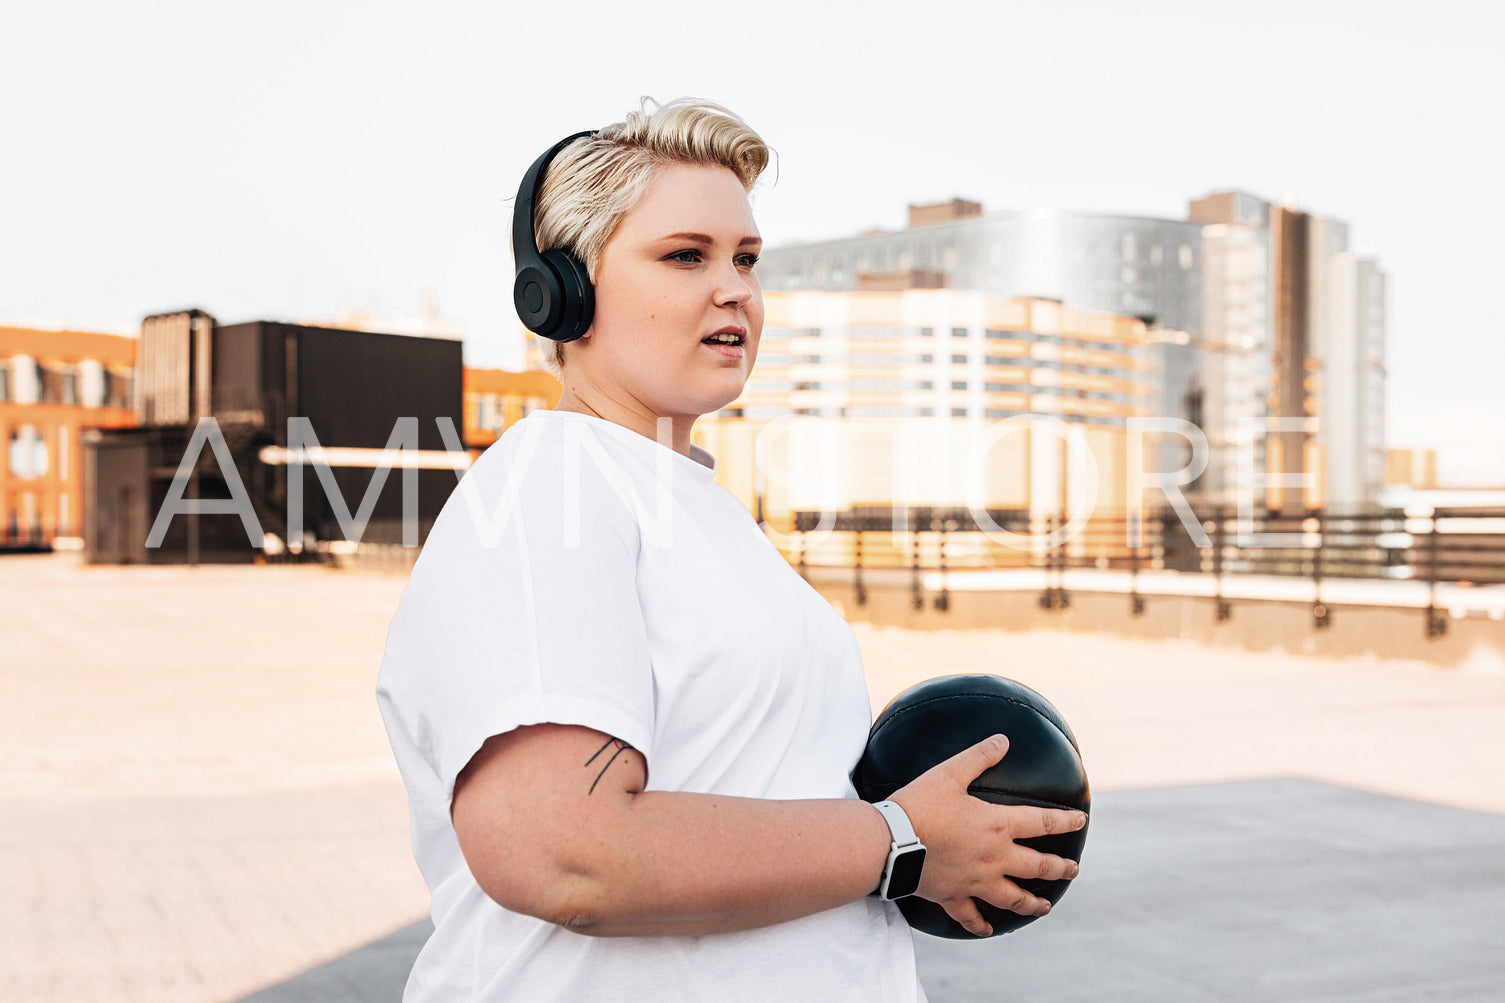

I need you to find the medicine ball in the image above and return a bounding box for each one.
[852,673,1090,939]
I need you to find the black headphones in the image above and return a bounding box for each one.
[513,130,597,343]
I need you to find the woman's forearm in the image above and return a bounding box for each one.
[453,723,891,937]
[553,790,891,936]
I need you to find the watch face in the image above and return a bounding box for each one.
[887,846,926,899]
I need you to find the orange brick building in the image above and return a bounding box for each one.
[462,367,560,452]
[1,325,137,547]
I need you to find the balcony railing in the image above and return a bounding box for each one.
[780,505,1505,639]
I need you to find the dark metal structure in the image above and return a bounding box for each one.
[83,311,463,564]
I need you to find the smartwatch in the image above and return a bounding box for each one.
[872,800,927,900]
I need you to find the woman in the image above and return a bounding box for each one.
[376,97,1085,1002]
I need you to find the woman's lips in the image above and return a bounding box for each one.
[703,341,746,359]
[702,327,747,358]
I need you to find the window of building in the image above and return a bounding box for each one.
[951,380,967,390]
[8,425,49,479]
[919,354,934,363]
[746,406,795,420]
[918,380,933,390]
[0,364,8,402]
[38,365,61,404]
[10,356,39,404]
[1179,244,1194,270]
[951,327,968,339]
[951,407,968,417]
[849,407,918,418]
[105,371,132,409]
[951,354,967,364]
[918,327,934,338]
[78,359,104,407]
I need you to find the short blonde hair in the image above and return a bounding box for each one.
[529,97,772,375]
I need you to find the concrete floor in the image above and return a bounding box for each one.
[235,778,1505,1003]
[4,553,1504,1002]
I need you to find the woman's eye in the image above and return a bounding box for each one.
[736,253,760,268]
[669,249,702,263]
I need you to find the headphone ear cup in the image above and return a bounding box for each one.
[514,260,566,338]
[543,249,595,343]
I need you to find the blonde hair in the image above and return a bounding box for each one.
[529,97,772,375]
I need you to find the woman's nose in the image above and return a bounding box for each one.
[715,264,753,307]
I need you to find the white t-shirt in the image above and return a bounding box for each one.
[377,409,925,1003]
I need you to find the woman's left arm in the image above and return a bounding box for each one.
[451,720,1082,938]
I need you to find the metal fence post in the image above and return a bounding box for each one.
[1312,510,1331,629]
[1426,510,1447,639]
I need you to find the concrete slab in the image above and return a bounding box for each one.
[915,778,1505,1003]
[234,778,1505,1003]
[0,787,424,1003]
[8,553,1505,1001]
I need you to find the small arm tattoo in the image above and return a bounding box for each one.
[584,737,635,795]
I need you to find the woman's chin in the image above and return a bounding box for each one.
[675,380,748,419]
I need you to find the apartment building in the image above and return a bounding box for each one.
[0,324,137,547]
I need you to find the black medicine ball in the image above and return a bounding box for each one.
[852,673,1090,939]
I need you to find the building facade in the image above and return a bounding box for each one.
[0,325,137,548]
[757,201,1205,334]
[692,290,1151,557]
[761,193,1388,513]
[462,367,560,452]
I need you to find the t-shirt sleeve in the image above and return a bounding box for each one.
[377,434,655,803]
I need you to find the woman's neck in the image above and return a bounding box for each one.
[553,385,697,459]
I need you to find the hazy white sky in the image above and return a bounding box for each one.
[2,0,1502,483]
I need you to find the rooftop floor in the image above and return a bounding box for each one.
[3,553,1502,1001]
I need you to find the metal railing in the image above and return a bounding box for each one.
[783,505,1505,639]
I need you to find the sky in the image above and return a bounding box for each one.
[2,0,1502,484]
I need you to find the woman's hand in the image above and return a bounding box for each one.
[888,735,1087,937]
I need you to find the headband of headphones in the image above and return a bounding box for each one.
[513,130,597,343]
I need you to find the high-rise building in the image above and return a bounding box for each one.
[1191,192,1387,509]
[761,193,1388,512]
[758,202,1207,501]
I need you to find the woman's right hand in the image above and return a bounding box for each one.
[888,734,1087,937]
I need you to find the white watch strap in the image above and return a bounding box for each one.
[873,800,921,849]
